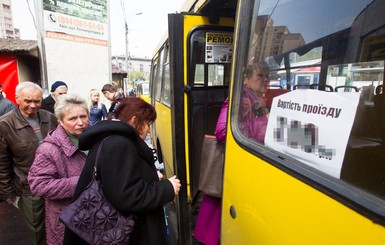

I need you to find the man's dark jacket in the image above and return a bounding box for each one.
[41,94,55,114]
[0,108,58,198]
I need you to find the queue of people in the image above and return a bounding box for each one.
[0,80,181,245]
[0,60,269,245]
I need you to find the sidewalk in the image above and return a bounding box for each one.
[0,200,29,244]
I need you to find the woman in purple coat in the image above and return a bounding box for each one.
[194,98,228,245]
[28,94,89,245]
[216,61,270,144]
[240,61,270,143]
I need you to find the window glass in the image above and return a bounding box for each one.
[161,44,171,106]
[208,64,225,86]
[155,48,165,101]
[194,64,205,86]
[328,61,384,103]
[236,0,385,199]
[190,29,232,87]
[151,57,158,100]
[162,63,171,105]
[142,82,149,96]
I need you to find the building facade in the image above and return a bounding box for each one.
[0,0,19,39]
[111,55,151,81]
[253,15,304,61]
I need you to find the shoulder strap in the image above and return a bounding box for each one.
[92,136,110,177]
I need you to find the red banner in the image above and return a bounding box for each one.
[0,55,18,104]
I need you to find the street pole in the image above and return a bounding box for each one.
[124,12,142,95]
[34,0,49,95]
[125,22,129,94]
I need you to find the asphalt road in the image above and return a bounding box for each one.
[0,200,29,245]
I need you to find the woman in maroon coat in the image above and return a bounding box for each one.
[63,97,181,245]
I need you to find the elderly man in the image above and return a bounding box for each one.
[0,84,16,116]
[0,81,58,245]
[41,81,68,113]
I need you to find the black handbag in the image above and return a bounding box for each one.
[198,135,225,197]
[59,138,135,245]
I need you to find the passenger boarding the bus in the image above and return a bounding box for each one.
[101,84,125,119]
[194,98,227,245]
[240,61,270,143]
[194,62,270,244]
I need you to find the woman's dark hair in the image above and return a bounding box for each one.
[101,84,117,93]
[114,97,157,132]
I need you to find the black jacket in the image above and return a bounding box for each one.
[63,120,175,245]
[41,94,56,114]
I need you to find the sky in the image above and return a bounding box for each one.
[10,0,184,58]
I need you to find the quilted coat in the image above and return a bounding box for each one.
[28,124,87,245]
[215,97,228,143]
[63,120,175,245]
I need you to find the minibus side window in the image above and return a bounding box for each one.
[234,0,385,200]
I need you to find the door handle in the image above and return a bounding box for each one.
[230,205,236,219]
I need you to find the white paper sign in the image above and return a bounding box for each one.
[205,32,233,63]
[265,90,360,178]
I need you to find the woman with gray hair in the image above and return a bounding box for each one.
[28,94,89,245]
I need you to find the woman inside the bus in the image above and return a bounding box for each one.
[215,61,271,144]
[239,61,270,143]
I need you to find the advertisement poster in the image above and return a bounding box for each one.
[205,32,233,63]
[265,90,360,178]
[43,0,108,45]
[41,0,110,103]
